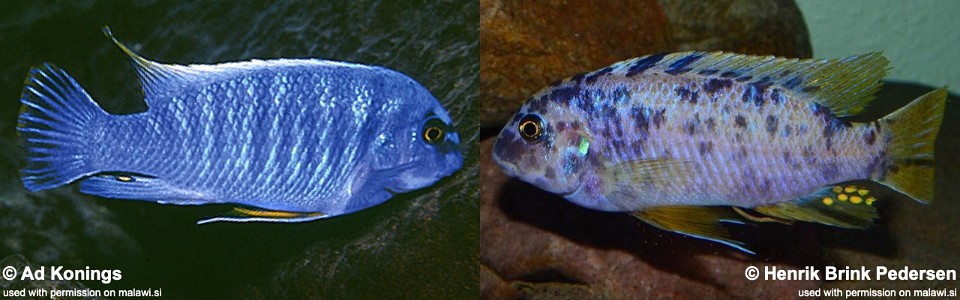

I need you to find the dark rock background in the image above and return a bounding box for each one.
[0,1,478,298]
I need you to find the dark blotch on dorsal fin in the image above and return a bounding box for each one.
[665,53,704,75]
[625,53,667,77]
[571,72,587,85]
[585,67,614,84]
[720,71,739,78]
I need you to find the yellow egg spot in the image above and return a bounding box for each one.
[850,196,863,204]
[844,186,857,193]
[838,194,848,201]
[858,189,869,196]
[866,197,876,205]
[832,186,843,193]
[822,197,834,206]
[117,176,132,182]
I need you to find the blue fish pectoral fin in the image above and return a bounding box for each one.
[79,173,210,204]
[196,207,328,225]
[752,185,878,229]
[631,206,754,254]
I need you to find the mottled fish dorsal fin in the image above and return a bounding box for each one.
[197,207,328,224]
[609,51,889,116]
[632,206,752,254]
[752,185,878,229]
[103,26,200,103]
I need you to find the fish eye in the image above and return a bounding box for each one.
[422,117,446,145]
[517,114,544,143]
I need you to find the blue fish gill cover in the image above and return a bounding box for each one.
[17,27,463,224]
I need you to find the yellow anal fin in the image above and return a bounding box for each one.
[196,207,328,224]
[753,185,877,229]
[632,206,752,254]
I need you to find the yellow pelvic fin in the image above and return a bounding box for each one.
[753,185,877,229]
[632,206,752,254]
[874,88,946,204]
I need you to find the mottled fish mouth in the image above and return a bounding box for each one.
[558,179,582,197]
[490,153,518,177]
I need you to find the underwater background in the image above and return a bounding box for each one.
[0,0,478,298]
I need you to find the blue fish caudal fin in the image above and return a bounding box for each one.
[17,64,108,191]
[874,88,948,204]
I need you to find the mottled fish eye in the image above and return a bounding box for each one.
[517,114,544,143]
[422,117,446,145]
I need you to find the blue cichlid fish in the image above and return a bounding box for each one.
[493,51,947,253]
[18,27,462,224]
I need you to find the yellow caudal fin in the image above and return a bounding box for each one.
[875,88,947,203]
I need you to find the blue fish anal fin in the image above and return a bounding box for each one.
[79,173,210,204]
[631,206,754,254]
[196,207,328,225]
[18,64,108,191]
[102,26,199,103]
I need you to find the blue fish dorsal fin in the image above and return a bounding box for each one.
[604,51,889,117]
[103,26,200,104]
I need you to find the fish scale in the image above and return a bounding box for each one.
[494,51,946,252]
[17,28,462,223]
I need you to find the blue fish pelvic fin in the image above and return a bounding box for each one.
[18,64,108,191]
[102,26,198,104]
[196,207,329,225]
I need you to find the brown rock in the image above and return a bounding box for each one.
[658,0,812,58]
[480,0,672,128]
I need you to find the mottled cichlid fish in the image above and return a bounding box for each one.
[493,51,947,253]
[18,28,462,224]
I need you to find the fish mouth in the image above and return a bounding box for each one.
[490,143,518,177]
[557,176,582,197]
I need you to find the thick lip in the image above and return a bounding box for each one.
[491,152,518,177]
[557,176,582,197]
[494,154,583,197]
